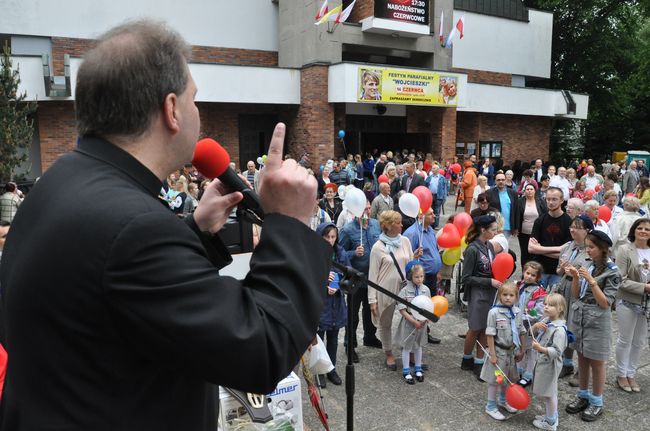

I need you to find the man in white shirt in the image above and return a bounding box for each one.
[549,166,571,202]
[579,165,604,191]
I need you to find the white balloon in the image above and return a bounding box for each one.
[399,193,420,218]
[256,157,263,165]
[338,184,348,200]
[410,295,434,321]
[344,188,367,217]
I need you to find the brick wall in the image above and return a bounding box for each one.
[286,65,335,168]
[49,37,278,75]
[453,68,511,86]
[349,0,374,22]
[37,102,77,171]
[457,112,551,163]
[405,105,457,163]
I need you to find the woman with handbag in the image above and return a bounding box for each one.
[614,218,650,393]
[460,215,501,379]
[368,210,421,370]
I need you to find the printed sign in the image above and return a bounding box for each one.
[374,0,430,25]
[358,67,459,106]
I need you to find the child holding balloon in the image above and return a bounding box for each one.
[394,261,430,385]
[481,281,526,421]
[530,293,568,431]
[517,261,546,387]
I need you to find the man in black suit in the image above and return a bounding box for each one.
[487,172,520,237]
[0,20,330,430]
[401,161,425,192]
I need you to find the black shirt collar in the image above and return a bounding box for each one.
[75,136,164,198]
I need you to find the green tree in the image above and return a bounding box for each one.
[0,42,37,183]
[628,19,650,148]
[524,0,648,159]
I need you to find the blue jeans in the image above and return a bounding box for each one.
[540,273,561,290]
[433,198,444,229]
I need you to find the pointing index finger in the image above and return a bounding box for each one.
[264,123,286,171]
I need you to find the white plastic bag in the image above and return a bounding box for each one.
[306,335,334,375]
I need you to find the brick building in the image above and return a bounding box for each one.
[3,0,587,178]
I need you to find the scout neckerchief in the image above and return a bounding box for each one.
[579,263,595,299]
[518,282,534,312]
[492,304,521,349]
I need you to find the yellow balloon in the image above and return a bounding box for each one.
[442,247,461,266]
[460,235,468,252]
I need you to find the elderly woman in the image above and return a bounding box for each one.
[555,215,592,381]
[615,218,650,393]
[471,175,490,211]
[612,197,642,255]
[517,183,547,269]
[479,158,495,187]
[368,210,421,370]
[460,215,501,379]
[566,197,585,219]
[602,190,624,222]
[317,166,332,198]
[584,200,612,239]
[505,170,516,190]
[566,168,578,192]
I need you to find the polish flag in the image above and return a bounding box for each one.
[315,0,328,21]
[456,15,465,39]
[439,10,444,46]
[335,0,356,24]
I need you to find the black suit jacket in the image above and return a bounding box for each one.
[0,137,330,430]
[401,173,425,193]
[486,187,521,233]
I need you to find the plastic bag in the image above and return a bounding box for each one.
[306,335,334,375]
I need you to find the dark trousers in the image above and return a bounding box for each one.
[344,286,377,347]
[425,272,439,296]
[317,328,340,367]
[518,233,532,271]
[432,196,444,229]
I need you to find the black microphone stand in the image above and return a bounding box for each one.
[332,262,438,431]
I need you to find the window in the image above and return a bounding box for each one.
[479,141,502,159]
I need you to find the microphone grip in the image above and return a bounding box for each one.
[218,168,265,223]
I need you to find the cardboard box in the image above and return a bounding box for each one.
[219,372,303,431]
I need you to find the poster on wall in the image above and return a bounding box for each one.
[374,0,430,25]
[358,66,459,106]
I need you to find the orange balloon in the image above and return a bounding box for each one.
[431,295,449,317]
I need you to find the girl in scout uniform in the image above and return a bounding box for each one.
[394,262,431,385]
[563,230,620,422]
[516,261,545,387]
[481,282,526,421]
[530,293,569,431]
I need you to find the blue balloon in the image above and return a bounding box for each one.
[338,130,346,138]
[320,164,324,172]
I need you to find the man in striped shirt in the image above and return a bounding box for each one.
[245,160,260,192]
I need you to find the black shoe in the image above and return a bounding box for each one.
[581,405,603,422]
[403,373,415,385]
[427,335,441,344]
[473,363,485,382]
[566,397,589,414]
[558,365,574,378]
[363,338,383,349]
[347,348,359,363]
[461,357,474,370]
[327,370,342,386]
[318,374,327,389]
[518,378,532,388]
[415,372,424,382]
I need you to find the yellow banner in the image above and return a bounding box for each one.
[357,67,459,106]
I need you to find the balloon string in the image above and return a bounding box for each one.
[525,314,537,342]
[475,340,514,385]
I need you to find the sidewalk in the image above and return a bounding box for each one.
[300,195,650,431]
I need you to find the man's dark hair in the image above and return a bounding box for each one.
[0,221,10,227]
[75,20,191,139]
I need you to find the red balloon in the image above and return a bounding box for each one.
[627,192,636,197]
[439,169,446,175]
[505,384,531,410]
[598,205,612,223]
[378,174,389,184]
[453,212,473,236]
[451,163,462,174]
[437,224,461,249]
[595,184,602,192]
[585,189,595,198]
[412,186,433,213]
[492,253,515,282]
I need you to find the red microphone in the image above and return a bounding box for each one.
[192,138,264,225]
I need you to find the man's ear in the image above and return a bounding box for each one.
[162,93,180,134]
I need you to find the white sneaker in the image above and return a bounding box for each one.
[533,418,557,431]
[497,401,519,413]
[534,415,545,421]
[485,408,506,421]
